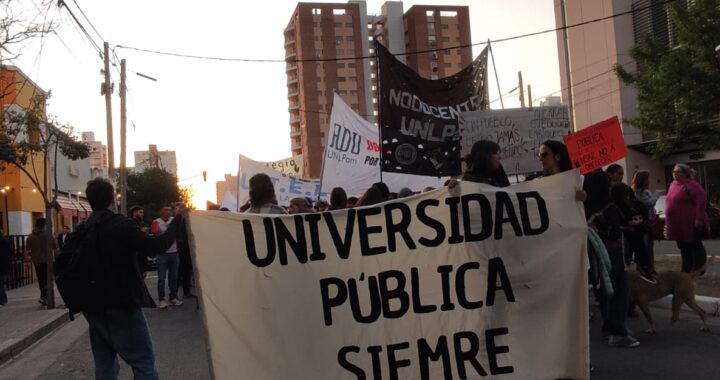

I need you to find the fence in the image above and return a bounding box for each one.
[4,235,35,290]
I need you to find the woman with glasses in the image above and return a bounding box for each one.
[665,164,709,273]
[536,140,587,201]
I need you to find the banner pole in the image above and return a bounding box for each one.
[488,40,505,110]
[317,95,333,201]
[375,40,384,184]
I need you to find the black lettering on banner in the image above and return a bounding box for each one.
[416,199,446,247]
[461,193,493,242]
[411,267,437,314]
[323,209,356,259]
[338,346,365,379]
[516,191,549,235]
[486,258,516,306]
[387,342,412,380]
[453,331,488,378]
[486,328,514,375]
[418,336,452,380]
[320,277,347,326]
[357,207,387,256]
[456,262,483,309]
[242,218,276,267]
[384,203,417,251]
[378,270,409,319]
[437,265,455,311]
[494,192,523,239]
[304,213,326,261]
[274,216,308,265]
[445,197,464,243]
[348,276,382,324]
[367,345,384,380]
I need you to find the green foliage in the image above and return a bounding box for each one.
[615,0,720,156]
[126,167,182,222]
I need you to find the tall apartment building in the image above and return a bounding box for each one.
[81,132,108,178]
[285,1,471,178]
[554,0,719,199]
[134,144,178,175]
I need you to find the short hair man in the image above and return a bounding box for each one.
[57,225,71,248]
[606,164,624,185]
[80,177,181,379]
[25,218,58,305]
[150,206,183,308]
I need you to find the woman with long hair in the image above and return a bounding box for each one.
[665,164,709,273]
[462,140,510,186]
[631,170,659,276]
[536,140,587,201]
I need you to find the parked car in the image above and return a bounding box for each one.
[653,195,720,240]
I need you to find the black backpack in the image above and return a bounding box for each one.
[54,220,110,320]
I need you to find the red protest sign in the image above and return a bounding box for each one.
[564,116,627,174]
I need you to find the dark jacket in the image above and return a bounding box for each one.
[84,209,180,310]
[26,229,59,264]
[0,235,11,275]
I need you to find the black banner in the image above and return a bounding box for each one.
[377,42,488,177]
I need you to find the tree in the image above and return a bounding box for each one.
[615,0,720,156]
[126,167,184,222]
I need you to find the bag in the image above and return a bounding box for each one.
[54,222,109,320]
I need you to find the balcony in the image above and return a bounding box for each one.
[284,25,295,33]
[288,103,300,111]
[286,51,297,60]
[290,130,301,137]
[290,116,301,124]
[287,77,298,86]
[287,91,299,99]
[291,144,303,152]
[284,39,296,47]
[286,64,298,73]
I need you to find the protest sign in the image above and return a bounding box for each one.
[564,116,627,174]
[237,154,323,207]
[377,42,489,177]
[189,170,589,379]
[265,155,304,178]
[321,94,450,196]
[460,107,570,174]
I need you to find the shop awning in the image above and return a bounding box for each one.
[78,198,92,218]
[55,194,78,217]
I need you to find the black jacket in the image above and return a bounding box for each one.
[0,236,11,275]
[84,209,180,310]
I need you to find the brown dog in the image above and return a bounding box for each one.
[627,266,709,334]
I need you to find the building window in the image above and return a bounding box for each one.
[349,90,358,96]
[431,74,439,80]
[338,77,347,82]
[338,63,345,68]
[336,36,343,45]
[345,22,353,28]
[349,76,357,82]
[440,11,457,17]
[313,22,319,27]
[334,22,342,28]
[336,49,344,56]
[428,22,435,30]
[441,36,450,42]
[312,8,322,15]
[333,9,346,15]
[441,24,449,29]
[348,63,356,68]
[426,10,434,17]
[444,62,452,68]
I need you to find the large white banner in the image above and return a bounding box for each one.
[322,94,450,196]
[190,170,589,379]
[238,154,323,207]
[460,107,570,174]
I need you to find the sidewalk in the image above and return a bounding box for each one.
[0,283,69,367]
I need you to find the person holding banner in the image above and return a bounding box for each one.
[447,140,510,189]
[665,164,709,273]
[244,174,287,215]
[537,140,587,201]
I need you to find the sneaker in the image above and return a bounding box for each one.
[38,298,47,306]
[158,300,169,309]
[608,335,640,348]
[169,298,184,306]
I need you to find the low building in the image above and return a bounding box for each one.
[134,144,178,175]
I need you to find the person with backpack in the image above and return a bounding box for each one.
[57,177,183,380]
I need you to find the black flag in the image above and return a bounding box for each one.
[377,42,488,177]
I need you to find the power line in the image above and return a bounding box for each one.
[113,0,679,64]
[69,0,105,43]
[57,0,103,57]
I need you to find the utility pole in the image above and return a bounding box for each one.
[527,85,533,108]
[119,59,127,215]
[561,0,576,131]
[518,71,525,108]
[102,42,116,199]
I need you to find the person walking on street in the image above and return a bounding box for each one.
[174,203,194,299]
[0,230,11,306]
[80,177,183,380]
[57,225,71,248]
[25,218,59,306]
[151,206,183,308]
[665,163,709,273]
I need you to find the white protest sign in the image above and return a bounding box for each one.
[322,94,450,196]
[190,170,589,379]
[237,154,324,207]
[265,155,304,178]
[460,107,570,174]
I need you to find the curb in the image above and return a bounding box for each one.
[651,295,720,317]
[0,310,70,367]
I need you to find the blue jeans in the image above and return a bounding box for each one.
[83,308,159,380]
[156,252,179,301]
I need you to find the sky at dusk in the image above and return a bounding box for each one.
[10,0,562,208]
